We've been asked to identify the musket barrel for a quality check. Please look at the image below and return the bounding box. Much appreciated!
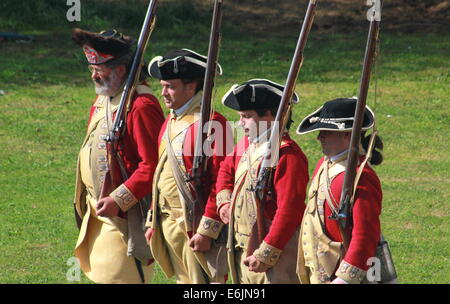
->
[258,0,317,174]
[252,0,318,250]
[110,0,159,140]
[340,20,380,206]
[337,5,381,253]
[193,0,223,169]
[277,0,317,132]
[191,0,224,232]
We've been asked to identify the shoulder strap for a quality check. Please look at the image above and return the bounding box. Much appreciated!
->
[350,128,378,208]
[323,160,340,218]
[164,122,196,208]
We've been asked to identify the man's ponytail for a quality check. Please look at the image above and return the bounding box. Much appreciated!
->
[362,133,384,166]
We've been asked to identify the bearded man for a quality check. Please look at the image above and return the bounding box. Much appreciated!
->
[72,28,164,283]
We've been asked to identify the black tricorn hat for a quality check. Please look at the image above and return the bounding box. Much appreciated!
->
[221,79,299,111]
[296,97,375,134]
[148,48,222,80]
[72,28,134,65]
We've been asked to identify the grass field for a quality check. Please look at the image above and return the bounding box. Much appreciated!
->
[0,2,449,284]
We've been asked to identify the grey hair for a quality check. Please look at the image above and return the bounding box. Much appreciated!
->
[104,51,149,82]
[105,51,132,69]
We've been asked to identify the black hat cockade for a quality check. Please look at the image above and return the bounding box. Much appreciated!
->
[296,97,375,135]
[222,79,299,111]
[72,28,134,65]
[148,48,222,80]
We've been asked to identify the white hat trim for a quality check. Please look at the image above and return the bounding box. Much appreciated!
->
[154,47,222,76]
[297,104,376,135]
[180,48,221,74]
[221,78,301,106]
[221,84,239,105]
[309,116,355,130]
[227,78,299,103]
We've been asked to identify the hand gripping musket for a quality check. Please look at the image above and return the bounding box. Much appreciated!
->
[330,0,382,254]
[99,0,158,284]
[190,0,224,233]
[247,0,318,256]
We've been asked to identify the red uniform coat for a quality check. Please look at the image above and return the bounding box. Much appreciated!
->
[314,157,382,271]
[73,86,164,283]
[157,112,233,222]
[216,134,309,250]
[88,90,165,201]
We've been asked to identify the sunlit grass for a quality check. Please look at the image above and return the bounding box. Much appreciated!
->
[0,8,448,284]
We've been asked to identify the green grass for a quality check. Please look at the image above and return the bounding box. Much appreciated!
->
[0,2,449,284]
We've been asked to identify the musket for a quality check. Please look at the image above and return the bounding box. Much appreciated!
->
[100,0,158,193]
[332,0,382,254]
[107,0,158,152]
[248,0,318,255]
[100,0,159,284]
[190,0,224,233]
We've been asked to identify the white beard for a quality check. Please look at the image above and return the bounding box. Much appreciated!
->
[94,70,123,96]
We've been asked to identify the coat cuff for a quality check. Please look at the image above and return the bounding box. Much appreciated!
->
[335,260,367,284]
[253,241,282,267]
[216,189,232,212]
[196,216,224,240]
[110,184,138,212]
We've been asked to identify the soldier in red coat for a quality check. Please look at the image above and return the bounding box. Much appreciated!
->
[296,97,384,284]
[144,49,233,283]
[72,28,165,283]
[216,79,309,283]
